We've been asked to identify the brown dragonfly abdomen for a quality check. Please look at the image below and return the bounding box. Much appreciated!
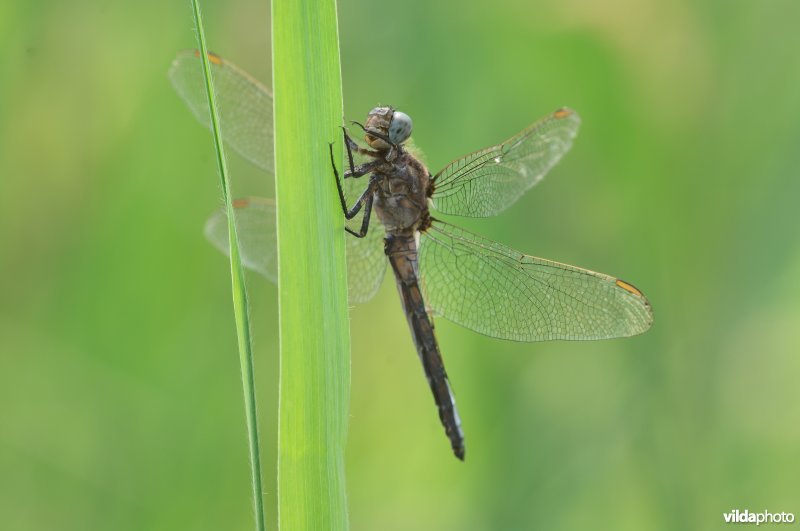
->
[385,233,465,460]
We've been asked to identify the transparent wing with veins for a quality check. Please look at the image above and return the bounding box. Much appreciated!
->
[431,108,581,217]
[169,50,274,172]
[418,221,653,341]
[204,195,385,304]
[205,198,279,282]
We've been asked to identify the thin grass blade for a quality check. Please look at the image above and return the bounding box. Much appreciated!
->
[188,2,266,531]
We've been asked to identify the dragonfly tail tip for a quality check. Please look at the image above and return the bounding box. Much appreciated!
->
[454,445,465,461]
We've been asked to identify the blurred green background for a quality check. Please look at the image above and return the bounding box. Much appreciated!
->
[2,0,799,529]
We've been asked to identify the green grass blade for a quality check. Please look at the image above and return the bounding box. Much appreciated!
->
[188,2,266,531]
[272,0,351,529]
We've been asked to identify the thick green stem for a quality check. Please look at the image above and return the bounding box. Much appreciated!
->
[272,0,351,529]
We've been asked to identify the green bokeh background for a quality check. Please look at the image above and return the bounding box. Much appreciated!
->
[2,0,799,530]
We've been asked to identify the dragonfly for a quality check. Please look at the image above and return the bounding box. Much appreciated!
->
[170,50,654,460]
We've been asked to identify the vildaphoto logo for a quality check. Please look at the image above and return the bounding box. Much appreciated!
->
[723,509,795,525]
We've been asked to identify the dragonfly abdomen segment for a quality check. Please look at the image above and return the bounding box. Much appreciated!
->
[385,234,465,460]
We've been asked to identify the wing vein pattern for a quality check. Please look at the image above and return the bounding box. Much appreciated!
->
[431,109,580,218]
[205,197,386,304]
[418,221,653,341]
[169,51,274,172]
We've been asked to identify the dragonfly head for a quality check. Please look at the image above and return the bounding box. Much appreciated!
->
[363,106,413,150]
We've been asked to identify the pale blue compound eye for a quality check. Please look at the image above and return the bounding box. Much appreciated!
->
[389,111,413,144]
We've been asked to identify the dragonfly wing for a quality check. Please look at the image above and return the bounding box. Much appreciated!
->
[430,108,580,217]
[204,198,279,283]
[344,220,388,303]
[169,51,274,173]
[418,221,653,341]
[204,197,386,303]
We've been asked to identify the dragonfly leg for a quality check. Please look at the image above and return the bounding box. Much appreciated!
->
[330,142,377,225]
[345,161,380,179]
[337,129,380,178]
[342,127,358,173]
[345,191,375,238]
[341,126,381,168]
